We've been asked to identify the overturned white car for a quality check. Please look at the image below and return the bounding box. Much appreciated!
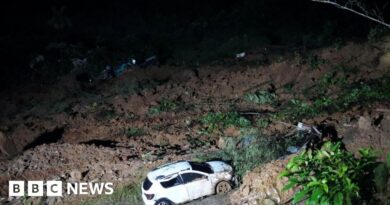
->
[141,160,234,205]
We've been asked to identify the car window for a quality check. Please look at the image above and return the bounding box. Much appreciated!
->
[143,177,153,190]
[189,161,213,174]
[181,173,207,184]
[160,176,182,188]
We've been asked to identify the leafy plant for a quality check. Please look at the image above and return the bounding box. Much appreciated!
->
[277,76,390,121]
[197,134,302,180]
[199,112,251,134]
[315,72,347,95]
[149,99,178,114]
[281,142,378,205]
[372,152,390,203]
[245,90,278,105]
[256,118,270,129]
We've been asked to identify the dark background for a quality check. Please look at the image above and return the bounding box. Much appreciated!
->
[1,0,389,90]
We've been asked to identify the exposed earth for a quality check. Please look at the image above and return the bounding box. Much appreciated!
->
[0,37,390,205]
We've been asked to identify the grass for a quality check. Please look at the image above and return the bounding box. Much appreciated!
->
[79,183,142,205]
[199,111,251,134]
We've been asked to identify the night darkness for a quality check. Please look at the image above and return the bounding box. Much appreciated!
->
[1,0,389,90]
[1,1,390,204]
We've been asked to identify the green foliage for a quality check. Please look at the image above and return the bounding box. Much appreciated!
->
[256,118,270,129]
[372,152,390,203]
[198,134,301,180]
[373,164,389,193]
[307,54,326,70]
[315,72,347,95]
[277,76,390,121]
[79,184,142,205]
[245,90,278,105]
[281,142,378,205]
[149,99,178,114]
[199,112,251,134]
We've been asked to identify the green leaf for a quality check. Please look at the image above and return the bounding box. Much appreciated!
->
[307,181,321,187]
[322,183,329,193]
[311,187,323,201]
[334,193,343,205]
[320,197,330,205]
[279,170,290,178]
[293,188,310,204]
[283,181,297,191]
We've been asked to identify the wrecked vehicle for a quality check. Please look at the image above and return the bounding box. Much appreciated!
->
[141,160,234,205]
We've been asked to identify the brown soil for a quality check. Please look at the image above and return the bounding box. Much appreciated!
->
[0,38,389,204]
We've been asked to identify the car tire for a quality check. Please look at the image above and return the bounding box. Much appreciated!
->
[155,199,173,205]
[215,181,232,194]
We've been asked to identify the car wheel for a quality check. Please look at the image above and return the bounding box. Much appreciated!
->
[155,199,172,205]
[215,181,232,194]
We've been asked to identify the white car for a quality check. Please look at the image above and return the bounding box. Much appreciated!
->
[141,160,234,205]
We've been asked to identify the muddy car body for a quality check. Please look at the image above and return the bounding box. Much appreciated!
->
[141,160,234,205]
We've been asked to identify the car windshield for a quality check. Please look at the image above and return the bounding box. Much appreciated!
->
[189,161,213,174]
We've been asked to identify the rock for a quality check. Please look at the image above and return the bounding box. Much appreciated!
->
[358,116,371,130]
[217,137,226,149]
[262,198,276,205]
[70,170,82,181]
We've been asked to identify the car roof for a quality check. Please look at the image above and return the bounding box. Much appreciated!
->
[148,160,192,181]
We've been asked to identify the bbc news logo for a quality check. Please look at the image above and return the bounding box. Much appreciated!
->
[9,181,114,197]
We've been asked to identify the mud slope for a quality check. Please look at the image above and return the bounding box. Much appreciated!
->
[0,39,390,204]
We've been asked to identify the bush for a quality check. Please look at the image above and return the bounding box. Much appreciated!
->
[245,90,278,105]
[281,142,377,205]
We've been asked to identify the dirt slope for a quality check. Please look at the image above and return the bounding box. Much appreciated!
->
[0,38,389,204]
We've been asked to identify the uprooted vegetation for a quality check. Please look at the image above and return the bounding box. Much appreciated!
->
[1,38,390,205]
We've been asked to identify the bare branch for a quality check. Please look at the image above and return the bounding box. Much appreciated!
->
[312,0,390,29]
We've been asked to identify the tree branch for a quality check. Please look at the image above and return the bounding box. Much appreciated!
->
[312,0,390,29]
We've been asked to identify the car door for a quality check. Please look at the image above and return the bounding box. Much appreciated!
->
[159,175,189,204]
[180,171,213,201]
